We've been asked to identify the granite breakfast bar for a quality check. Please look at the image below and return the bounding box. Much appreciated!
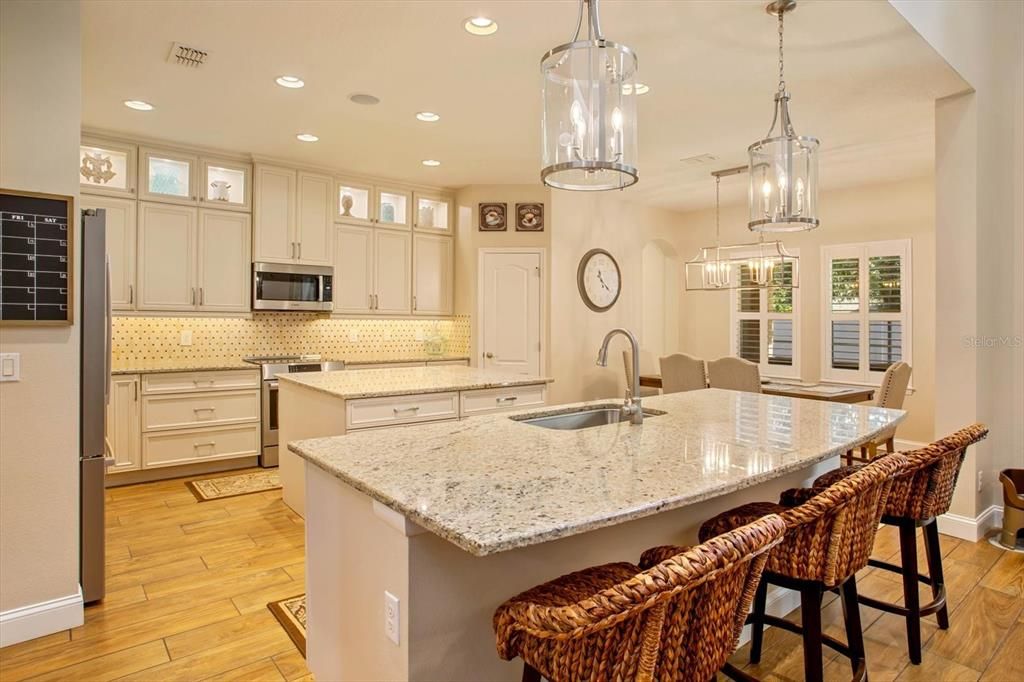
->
[289,388,905,682]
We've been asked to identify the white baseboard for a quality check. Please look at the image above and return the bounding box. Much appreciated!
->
[0,586,83,648]
[938,504,1004,542]
[737,584,803,646]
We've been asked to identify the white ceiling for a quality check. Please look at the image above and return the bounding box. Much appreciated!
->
[81,0,968,213]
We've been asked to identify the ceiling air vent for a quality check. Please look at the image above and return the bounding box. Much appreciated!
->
[679,153,719,167]
[167,42,208,68]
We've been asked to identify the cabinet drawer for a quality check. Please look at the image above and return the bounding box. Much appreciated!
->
[142,424,260,469]
[460,384,547,417]
[347,391,458,430]
[142,370,260,395]
[142,390,259,432]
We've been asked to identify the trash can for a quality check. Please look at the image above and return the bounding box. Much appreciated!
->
[998,469,1024,549]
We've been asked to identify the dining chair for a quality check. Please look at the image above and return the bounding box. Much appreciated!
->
[623,350,660,397]
[707,357,761,393]
[658,353,707,394]
[845,361,912,464]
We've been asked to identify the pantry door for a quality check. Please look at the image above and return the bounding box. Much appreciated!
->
[479,249,544,376]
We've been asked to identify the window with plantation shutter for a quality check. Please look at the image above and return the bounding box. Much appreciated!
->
[730,251,800,379]
[822,240,912,384]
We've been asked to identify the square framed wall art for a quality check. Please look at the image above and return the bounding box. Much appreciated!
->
[479,203,507,231]
[515,203,544,232]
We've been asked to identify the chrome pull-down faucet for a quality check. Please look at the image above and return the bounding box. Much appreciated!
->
[596,328,644,425]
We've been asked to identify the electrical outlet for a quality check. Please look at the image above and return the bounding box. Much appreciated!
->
[348,329,359,343]
[384,591,400,645]
[179,330,193,346]
[414,329,425,342]
[0,353,21,382]
[977,470,984,493]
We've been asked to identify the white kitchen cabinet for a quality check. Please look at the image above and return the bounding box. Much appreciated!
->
[413,191,453,232]
[137,202,196,310]
[413,233,453,315]
[375,186,412,230]
[80,136,137,198]
[197,209,251,312]
[81,194,136,310]
[253,164,296,263]
[106,375,141,473]
[334,225,374,313]
[200,157,251,212]
[254,164,331,265]
[139,146,198,205]
[296,171,332,265]
[374,229,412,314]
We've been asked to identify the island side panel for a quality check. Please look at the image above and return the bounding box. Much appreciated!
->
[306,461,411,681]
[279,381,347,517]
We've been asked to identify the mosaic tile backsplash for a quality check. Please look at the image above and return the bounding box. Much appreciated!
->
[112,314,471,368]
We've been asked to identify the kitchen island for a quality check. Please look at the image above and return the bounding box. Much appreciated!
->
[277,365,552,516]
[290,388,905,681]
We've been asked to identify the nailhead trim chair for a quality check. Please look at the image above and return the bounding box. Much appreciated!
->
[658,353,707,394]
[670,454,906,682]
[706,357,761,393]
[845,361,912,465]
[493,514,786,682]
[814,423,989,665]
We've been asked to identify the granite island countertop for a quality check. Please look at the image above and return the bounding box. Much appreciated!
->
[289,388,905,557]
[276,365,552,400]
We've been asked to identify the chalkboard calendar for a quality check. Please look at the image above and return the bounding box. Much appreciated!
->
[0,189,74,325]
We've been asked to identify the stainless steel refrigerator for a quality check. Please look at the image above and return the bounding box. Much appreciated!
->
[80,207,110,604]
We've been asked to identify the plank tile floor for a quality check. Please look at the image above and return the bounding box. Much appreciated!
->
[0,468,1021,681]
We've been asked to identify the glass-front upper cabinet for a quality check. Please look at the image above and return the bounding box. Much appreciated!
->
[376,187,411,230]
[336,178,373,226]
[413,191,452,232]
[139,146,198,205]
[200,157,251,211]
[80,136,137,197]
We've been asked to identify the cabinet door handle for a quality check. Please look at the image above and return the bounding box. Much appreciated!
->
[133,382,138,401]
[128,284,133,305]
[496,396,518,403]
[368,293,373,309]
[393,406,420,414]
[199,288,204,306]
[412,295,417,311]
[485,352,494,359]
[193,406,215,413]
[191,288,196,305]
[298,242,302,260]
[193,441,216,449]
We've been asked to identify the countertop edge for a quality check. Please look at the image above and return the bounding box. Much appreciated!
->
[112,355,472,376]
[289,401,906,557]
[276,372,554,400]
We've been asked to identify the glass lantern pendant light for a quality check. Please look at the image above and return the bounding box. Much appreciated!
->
[541,0,639,191]
[685,176,732,290]
[748,0,819,232]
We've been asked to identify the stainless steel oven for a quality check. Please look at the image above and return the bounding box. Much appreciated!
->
[244,356,345,467]
[252,262,333,312]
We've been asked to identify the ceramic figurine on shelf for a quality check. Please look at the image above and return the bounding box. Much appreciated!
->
[210,180,231,201]
[381,202,395,223]
[341,193,354,217]
[80,151,117,185]
[419,204,434,228]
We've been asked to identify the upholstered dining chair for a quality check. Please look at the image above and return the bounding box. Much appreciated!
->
[845,361,912,464]
[622,350,660,398]
[658,353,707,394]
[706,357,761,393]
[814,423,988,665]
[493,515,786,682]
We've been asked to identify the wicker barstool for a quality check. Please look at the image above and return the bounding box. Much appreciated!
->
[813,423,989,665]
[675,454,906,682]
[493,515,786,682]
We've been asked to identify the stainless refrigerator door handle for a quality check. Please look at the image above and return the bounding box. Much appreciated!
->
[105,257,112,405]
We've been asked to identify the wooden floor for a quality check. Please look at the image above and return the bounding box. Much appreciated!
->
[1,470,1021,681]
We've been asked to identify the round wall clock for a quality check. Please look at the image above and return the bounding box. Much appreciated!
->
[577,248,622,312]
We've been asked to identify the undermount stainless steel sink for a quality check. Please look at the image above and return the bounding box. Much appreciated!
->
[512,404,664,431]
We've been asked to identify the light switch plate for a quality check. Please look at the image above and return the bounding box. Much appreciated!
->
[348,329,359,343]
[0,353,20,382]
[180,330,193,346]
[384,591,400,645]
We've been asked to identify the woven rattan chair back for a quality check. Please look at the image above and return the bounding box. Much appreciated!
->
[707,356,761,393]
[659,353,708,393]
[881,423,988,520]
[493,515,786,682]
[774,454,906,586]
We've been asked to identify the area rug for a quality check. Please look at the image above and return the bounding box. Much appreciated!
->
[268,594,307,657]
[185,469,281,502]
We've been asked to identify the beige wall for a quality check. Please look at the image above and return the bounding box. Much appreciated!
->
[674,176,937,444]
[893,0,1024,515]
[0,0,82,619]
[453,185,551,368]
[547,191,685,406]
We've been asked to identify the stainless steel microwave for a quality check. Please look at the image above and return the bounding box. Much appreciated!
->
[252,262,333,311]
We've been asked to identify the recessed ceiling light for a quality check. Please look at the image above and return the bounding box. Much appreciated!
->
[296,133,319,142]
[123,100,154,111]
[349,93,380,105]
[276,75,305,89]
[416,111,441,122]
[622,83,650,96]
[464,16,497,35]
[421,159,441,167]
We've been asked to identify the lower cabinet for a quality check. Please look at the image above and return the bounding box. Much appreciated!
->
[106,375,142,473]
[107,369,261,478]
